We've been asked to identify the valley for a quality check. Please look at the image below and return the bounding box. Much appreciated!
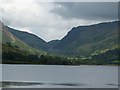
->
[1,21,119,65]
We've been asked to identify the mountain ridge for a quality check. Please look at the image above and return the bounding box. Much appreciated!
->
[50,21,118,56]
[1,20,119,65]
[7,20,119,57]
[1,22,44,56]
[7,27,48,51]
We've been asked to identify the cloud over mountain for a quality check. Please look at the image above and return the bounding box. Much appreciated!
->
[0,1,118,41]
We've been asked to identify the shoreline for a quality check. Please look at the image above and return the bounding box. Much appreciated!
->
[1,63,119,66]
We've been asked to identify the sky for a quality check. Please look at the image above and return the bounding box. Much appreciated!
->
[0,0,118,42]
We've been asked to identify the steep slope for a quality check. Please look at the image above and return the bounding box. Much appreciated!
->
[8,28,48,50]
[1,22,43,56]
[52,21,118,56]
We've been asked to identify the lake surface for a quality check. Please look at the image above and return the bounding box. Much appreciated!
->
[1,64,119,88]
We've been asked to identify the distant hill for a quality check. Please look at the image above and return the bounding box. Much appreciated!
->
[48,40,60,47]
[47,40,60,52]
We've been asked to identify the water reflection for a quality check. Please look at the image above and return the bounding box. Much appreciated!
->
[2,81,120,88]
[2,81,86,88]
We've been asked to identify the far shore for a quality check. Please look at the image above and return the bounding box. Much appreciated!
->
[1,63,119,66]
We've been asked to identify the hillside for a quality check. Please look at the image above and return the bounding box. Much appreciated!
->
[51,21,118,56]
[1,21,119,65]
[2,25,44,55]
[1,21,77,65]
[0,21,47,64]
[7,27,48,51]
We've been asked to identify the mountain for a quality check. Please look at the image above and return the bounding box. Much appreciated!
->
[1,21,44,57]
[1,21,50,64]
[8,27,48,50]
[1,21,119,65]
[50,21,118,56]
[1,22,71,65]
[7,21,118,57]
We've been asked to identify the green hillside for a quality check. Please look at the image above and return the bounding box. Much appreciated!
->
[8,27,48,51]
[51,21,118,57]
[2,26,44,55]
[0,21,47,64]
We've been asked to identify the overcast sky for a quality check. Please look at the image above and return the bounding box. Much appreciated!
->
[0,0,118,42]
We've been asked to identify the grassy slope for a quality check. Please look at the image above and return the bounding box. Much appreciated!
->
[54,21,118,56]
[1,24,45,57]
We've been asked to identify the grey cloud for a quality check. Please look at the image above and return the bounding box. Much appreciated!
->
[1,2,118,42]
[51,2,118,20]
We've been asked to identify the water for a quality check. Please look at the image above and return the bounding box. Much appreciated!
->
[1,64,119,88]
